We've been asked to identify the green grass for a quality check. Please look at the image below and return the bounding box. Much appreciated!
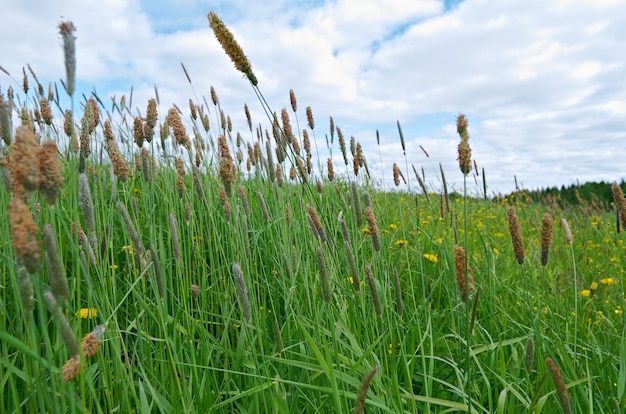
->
[1,17,626,413]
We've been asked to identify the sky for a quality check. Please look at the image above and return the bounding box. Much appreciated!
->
[1,0,625,196]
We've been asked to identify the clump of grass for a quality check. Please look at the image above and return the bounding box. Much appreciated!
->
[611,182,626,231]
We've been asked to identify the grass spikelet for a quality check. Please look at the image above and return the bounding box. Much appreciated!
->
[316,247,331,303]
[306,106,314,130]
[105,134,129,183]
[393,267,403,317]
[507,207,525,264]
[218,135,236,194]
[140,148,152,182]
[8,197,40,274]
[44,291,80,357]
[364,207,381,252]
[17,266,34,313]
[354,366,378,414]
[540,214,553,266]
[169,213,180,263]
[337,127,348,166]
[1,94,12,145]
[149,244,164,299]
[117,201,146,270]
[168,107,190,149]
[257,191,270,221]
[525,336,534,374]
[397,121,405,154]
[306,204,327,243]
[208,12,258,86]
[545,358,572,414]
[38,141,63,205]
[281,252,292,279]
[39,98,52,125]
[144,98,157,142]
[218,185,231,221]
[58,21,76,97]
[62,356,80,383]
[43,224,70,301]
[192,166,205,201]
[237,185,250,216]
[10,126,40,192]
[81,325,104,359]
[79,173,98,251]
[289,89,297,112]
[306,214,321,240]
[456,114,472,175]
[133,117,144,148]
[274,320,283,354]
[327,158,334,181]
[392,163,400,186]
[611,182,626,231]
[560,218,573,244]
[454,245,474,302]
[232,263,252,324]
[276,164,284,186]
[365,265,382,317]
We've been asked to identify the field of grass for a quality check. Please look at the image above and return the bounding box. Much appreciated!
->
[1,14,625,413]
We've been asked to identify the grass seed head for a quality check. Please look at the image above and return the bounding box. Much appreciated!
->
[454,245,474,302]
[611,182,626,230]
[38,141,63,205]
[545,358,572,414]
[8,197,40,274]
[507,207,525,264]
[560,218,573,244]
[208,12,258,86]
[364,207,381,252]
[58,21,76,97]
[10,126,40,192]
[540,214,553,266]
[62,355,80,383]
[43,224,70,301]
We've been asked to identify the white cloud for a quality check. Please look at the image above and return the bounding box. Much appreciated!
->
[1,0,625,195]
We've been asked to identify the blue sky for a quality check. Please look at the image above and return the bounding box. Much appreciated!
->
[1,0,625,195]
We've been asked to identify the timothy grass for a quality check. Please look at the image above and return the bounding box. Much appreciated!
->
[0,14,625,413]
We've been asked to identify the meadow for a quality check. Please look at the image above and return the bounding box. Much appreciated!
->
[1,13,625,413]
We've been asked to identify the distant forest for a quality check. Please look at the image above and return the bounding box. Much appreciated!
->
[506,180,626,209]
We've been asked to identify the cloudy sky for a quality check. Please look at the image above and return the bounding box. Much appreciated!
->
[1,0,625,195]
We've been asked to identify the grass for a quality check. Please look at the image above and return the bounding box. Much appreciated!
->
[1,13,625,413]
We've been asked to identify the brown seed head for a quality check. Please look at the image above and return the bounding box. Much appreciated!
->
[81,332,101,359]
[218,185,231,221]
[106,138,129,183]
[289,89,297,112]
[540,214,553,266]
[306,106,314,130]
[327,158,334,181]
[38,141,63,205]
[208,12,258,86]
[364,207,381,252]
[545,358,572,414]
[454,245,474,302]
[63,109,74,139]
[39,98,53,125]
[10,126,40,192]
[168,107,190,149]
[354,366,378,414]
[611,182,626,230]
[8,198,40,274]
[507,207,525,264]
[58,21,76,97]
[62,355,80,383]
[393,163,400,187]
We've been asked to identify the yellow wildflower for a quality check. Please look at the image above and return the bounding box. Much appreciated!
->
[389,223,397,230]
[600,277,616,285]
[423,253,438,263]
[591,281,599,291]
[76,308,98,319]
[580,289,591,298]
[395,240,408,248]
[361,228,371,235]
